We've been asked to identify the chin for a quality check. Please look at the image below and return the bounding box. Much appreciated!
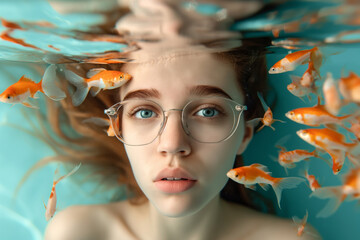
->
[151,194,206,218]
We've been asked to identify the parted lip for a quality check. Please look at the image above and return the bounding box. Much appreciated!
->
[154,168,196,182]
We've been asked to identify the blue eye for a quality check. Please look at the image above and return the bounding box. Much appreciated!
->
[196,108,218,117]
[134,109,156,119]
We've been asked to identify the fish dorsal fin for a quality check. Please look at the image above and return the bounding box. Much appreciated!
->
[86,68,107,79]
[250,163,269,172]
[18,75,33,82]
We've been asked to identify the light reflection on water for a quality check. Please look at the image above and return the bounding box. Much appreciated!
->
[0,0,360,239]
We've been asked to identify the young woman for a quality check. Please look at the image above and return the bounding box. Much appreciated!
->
[42,41,318,239]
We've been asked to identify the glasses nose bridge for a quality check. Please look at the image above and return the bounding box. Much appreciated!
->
[160,108,187,135]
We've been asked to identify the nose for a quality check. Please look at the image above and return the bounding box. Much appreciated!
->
[157,110,191,156]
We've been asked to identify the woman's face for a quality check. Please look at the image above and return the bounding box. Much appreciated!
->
[120,53,252,217]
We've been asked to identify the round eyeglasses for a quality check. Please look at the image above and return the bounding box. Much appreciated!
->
[104,97,247,146]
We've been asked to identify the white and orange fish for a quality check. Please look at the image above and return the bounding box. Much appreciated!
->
[310,167,360,218]
[296,128,359,153]
[285,101,352,127]
[303,169,321,192]
[269,47,321,74]
[293,210,308,237]
[276,145,323,171]
[287,75,316,102]
[44,163,81,221]
[339,71,360,103]
[300,61,320,88]
[62,67,132,106]
[248,92,285,132]
[226,163,305,208]
[0,65,66,108]
[292,210,320,238]
[0,75,44,108]
[323,73,343,116]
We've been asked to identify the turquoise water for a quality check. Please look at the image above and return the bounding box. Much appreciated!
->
[1,1,360,239]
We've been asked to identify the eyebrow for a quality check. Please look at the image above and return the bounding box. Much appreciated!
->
[122,85,232,101]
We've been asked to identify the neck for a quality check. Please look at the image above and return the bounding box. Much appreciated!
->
[147,195,224,240]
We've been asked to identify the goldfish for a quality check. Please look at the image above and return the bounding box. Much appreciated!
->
[296,128,358,153]
[0,75,44,108]
[276,145,323,172]
[297,128,359,174]
[0,65,66,108]
[268,47,320,74]
[292,210,320,238]
[226,163,305,208]
[327,149,346,174]
[310,167,360,217]
[303,169,321,192]
[339,71,360,103]
[248,92,285,132]
[300,61,320,88]
[292,210,308,237]
[287,75,316,102]
[44,163,81,221]
[323,73,342,116]
[285,101,352,127]
[62,67,132,106]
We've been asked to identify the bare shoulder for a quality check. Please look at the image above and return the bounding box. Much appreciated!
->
[44,204,109,240]
[221,201,321,240]
[44,201,137,240]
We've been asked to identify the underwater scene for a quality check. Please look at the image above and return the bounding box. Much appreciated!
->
[1,0,360,239]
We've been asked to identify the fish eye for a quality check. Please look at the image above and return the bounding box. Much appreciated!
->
[235,174,239,178]
[120,75,123,79]
[7,95,11,99]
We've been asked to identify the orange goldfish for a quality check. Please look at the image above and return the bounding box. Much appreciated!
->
[323,73,342,116]
[300,61,320,88]
[226,163,305,208]
[248,92,285,132]
[269,47,320,74]
[292,210,320,238]
[285,101,352,127]
[292,210,308,237]
[296,128,359,153]
[310,167,360,217]
[303,169,321,192]
[44,163,81,221]
[62,67,132,106]
[327,149,346,174]
[276,146,323,171]
[0,75,43,108]
[287,75,316,102]
[339,71,360,103]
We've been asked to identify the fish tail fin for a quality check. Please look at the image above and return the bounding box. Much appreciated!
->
[42,64,67,101]
[55,163,81,183]
[272,177,305,208]
[63,68,89,106]
[310,186,344,218]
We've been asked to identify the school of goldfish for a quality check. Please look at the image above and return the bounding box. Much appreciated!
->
[226,45,360,239]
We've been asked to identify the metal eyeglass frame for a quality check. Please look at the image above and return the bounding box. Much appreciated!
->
[104,96,247,146]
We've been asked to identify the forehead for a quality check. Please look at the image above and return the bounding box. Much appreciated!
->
[120,53,244,103]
